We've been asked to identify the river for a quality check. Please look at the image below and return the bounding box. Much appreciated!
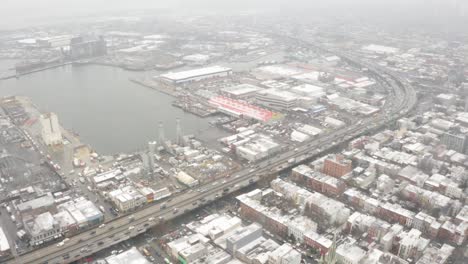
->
[0,63,228,155]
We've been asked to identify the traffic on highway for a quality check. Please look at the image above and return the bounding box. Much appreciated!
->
[3,38,417,264]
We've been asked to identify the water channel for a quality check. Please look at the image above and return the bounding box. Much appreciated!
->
[0,61,228,154]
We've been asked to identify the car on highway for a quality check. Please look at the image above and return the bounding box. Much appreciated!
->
[80,247,90,253]
[128,226,135,231]
[109,208,118,216]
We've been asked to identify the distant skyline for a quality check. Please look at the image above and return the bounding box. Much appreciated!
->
[1,0,467,31]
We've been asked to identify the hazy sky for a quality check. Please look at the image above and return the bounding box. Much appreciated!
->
[1,0,467,31]
[2,0,466,10]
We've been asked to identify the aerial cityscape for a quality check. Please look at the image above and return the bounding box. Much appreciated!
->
[0,1,467,264]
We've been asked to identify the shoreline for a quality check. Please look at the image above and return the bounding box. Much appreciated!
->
[0,62,72,80]
[129,77,178,97]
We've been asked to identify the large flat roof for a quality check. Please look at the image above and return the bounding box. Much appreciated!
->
[257,88,298,102]
[256,65,304,77]
[160,66,232,81]
[362,44,399,54]
[222,84,263,96]
[209,96,279,122]
[17,193,55,212]
[0,227,10,252]
[106,247,150,264]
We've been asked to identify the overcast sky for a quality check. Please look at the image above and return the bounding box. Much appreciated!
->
[2,0,465,10]
[1,0,467,31]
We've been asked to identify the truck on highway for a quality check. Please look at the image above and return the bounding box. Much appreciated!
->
[288,158,296,164]
[142,247,151,256]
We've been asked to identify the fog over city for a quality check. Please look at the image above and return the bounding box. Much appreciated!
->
[1,0,468,30]
[0,1,467,264]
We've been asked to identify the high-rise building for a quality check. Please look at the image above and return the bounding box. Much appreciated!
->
[39,112,62,146]
[440,132,467,154]
[70,36,107,60]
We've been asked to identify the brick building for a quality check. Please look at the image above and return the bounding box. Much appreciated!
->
[322,154,353,178]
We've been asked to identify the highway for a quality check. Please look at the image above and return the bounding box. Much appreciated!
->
[4,40,417,264]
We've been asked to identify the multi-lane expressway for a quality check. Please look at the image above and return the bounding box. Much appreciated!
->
[5,43,417,264]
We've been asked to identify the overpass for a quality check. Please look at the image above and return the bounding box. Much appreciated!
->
[5,39,417,264]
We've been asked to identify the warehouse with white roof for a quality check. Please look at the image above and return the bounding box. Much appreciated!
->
[221,84,263,99]
[0,227,10,257]
[159,66,232,85]
[106,247,151,264]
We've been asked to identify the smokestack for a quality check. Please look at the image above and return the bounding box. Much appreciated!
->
[176,118,182,145]
[148,141,157,173]
[158,121,165,145]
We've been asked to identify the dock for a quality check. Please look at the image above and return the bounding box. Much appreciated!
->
[129,77,179,97]
[171,101,218,117]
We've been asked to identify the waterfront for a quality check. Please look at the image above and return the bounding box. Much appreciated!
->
[0,59,18,79]
[0,64,228,154]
